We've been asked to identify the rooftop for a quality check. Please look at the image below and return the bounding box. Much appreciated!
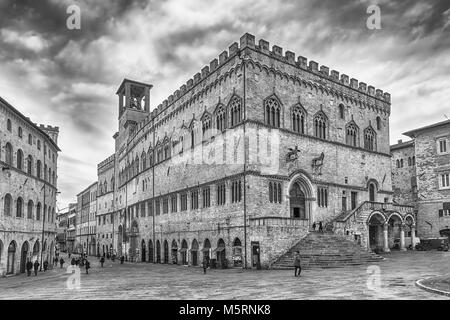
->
[403,119,450,138]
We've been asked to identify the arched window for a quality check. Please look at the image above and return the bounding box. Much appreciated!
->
[36,160,41,179]
[408,157,411,166]
[27,155,33,175]
[191,129,195,149]
[16,197,23,218]
[215,104,226,132]
[4,194,12,216]
[18,127,23,138]
[164,144,170,159]
[346,122,359,147]
[229,95,242,127]
[292,105,306,134]
[376,116,382,130]
[5,143,13,166]
[28,134,33,145]
[400,159,404,168]
[7,119,12,132]
[264,96,281,127]
[37,140,41,150]
[396,159,400,168]
[16,149,23,170]
[338,104,345,119]
[202,114,211,137]
[364,126,376,151]
[412,156,415,166]
[314,111,328,139]
[36,202,41,220]
[27,200,34,219]
[141,151,147,171]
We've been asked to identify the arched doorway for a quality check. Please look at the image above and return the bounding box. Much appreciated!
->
[216,239,226,269]
[440,229,450,242]
[141,240,146,262]
[32,241,40,261]
[202,239,211,262]
[171,240,178,264]
[368,212,385,252]
[388,214,403,250]
[118,225,123,256]
[369,183,376,202]
[290,183,306,219]
[148,240,154,263]
[20,241,29,273]
[156,240,161,263]
[180,240,188,265]
[7,241,16,275]
[163,240,169,263]
[191,239,199,266]
[232,238,243,267]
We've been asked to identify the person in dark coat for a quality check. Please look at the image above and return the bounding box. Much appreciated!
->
[312,222,317,231]
[202,257,208,274]
[59,258,65,268]
[100,256,105,267]
[120,255,125,264]
[26,260,33,276]
[33,260,40,276]
[43,260,49,271]
[85,260,90,274]
[293,251,301,277]
[319,221,323,232]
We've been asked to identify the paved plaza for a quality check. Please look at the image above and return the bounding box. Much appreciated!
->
[0,251,449,300]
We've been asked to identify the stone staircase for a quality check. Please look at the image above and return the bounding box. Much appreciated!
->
[270,231,384,269]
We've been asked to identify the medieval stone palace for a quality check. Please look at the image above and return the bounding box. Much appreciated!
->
[73,33,416,269]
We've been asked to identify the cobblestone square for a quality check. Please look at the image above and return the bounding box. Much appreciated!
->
[0,251,448,300]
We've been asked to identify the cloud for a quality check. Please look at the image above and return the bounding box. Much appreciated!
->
[0,0,449,208]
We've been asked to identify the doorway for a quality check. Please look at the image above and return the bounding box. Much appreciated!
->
[290,183,306,219]
[251,241,260,269]
[20,241,29,273]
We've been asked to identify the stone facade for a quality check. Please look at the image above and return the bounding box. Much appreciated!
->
[75,182,97,255]
[390,139,417,206]
[76,33,398,268]
[402,120,450,239]
[0,96,59,276]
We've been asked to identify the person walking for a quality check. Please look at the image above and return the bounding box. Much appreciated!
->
[59,257,65,268]
[85,259,90,274]
[100,256,105,268]
[26,260,33,276]
[312,222,317,231]
[202,257,208,274]
[319,221,323,232]
[33,260,40,276]
[293,251,302,277]
[43,260,49,272]
[120,255,125,264]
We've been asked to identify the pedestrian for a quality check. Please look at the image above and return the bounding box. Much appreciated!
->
[53,257,58,267]
[43,260,49,271]
[60,258,65,268]
[26,260,33,276]
[202,257,208,274]
[312,221,317,231]
[33,260,40,276]
[120,255,125,264]
[100,256,105,267]
[106,252,110,260]
[319,221,323,232]
[85,259,90,274]
[68,252,71,259]
[293,251,301,277]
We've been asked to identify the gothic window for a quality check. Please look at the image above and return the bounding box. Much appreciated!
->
[264,96,281,128]
[4,194,12,216]
[317,187,328,207]
[338,104,345,119]
[16,149,23,170]
[215,104,226,132]
[16,197,23,218]
[400,159,404,167]
[163,197,169,214]
[202,114,211,137]
[5,143,13,166]
[7,119,12,132]
[229,95,242,127]
[157,147,163,163]
[202,187,211,208]
[345,122,359,147]
[190,190,199,210]
[180,193,188,211]
[191,129,195,149]
[314,111,328,139]
[155,199,161,215]
[141,151,147,171]
[376,116,382,130]
[292,105,306,134]
[27,155,33,175]
[269,182,282,203]
[171,195,177,213]
[364,126,377,151]
[217,183,226,205]
[231,180,242,203]
[164,144,170,160]
[27,200,34,219]
[36,160,41,179]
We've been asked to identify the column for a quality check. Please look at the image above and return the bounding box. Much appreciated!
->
[383,223,390,253]
[411,224,416,250]
[400,224,406,251]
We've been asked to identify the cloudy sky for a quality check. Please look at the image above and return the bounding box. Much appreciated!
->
[0,0,449,209]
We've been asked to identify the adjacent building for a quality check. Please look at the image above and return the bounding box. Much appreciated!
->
[0,96,60,276]
[391,120,450,240]
[75,182,97,255]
